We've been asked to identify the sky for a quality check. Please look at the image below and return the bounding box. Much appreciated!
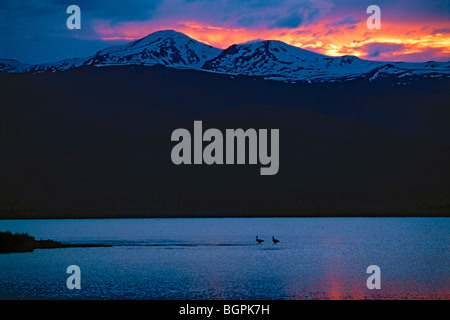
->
[0,0,449,64]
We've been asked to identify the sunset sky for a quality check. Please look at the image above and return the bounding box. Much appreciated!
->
[0,0,449,64]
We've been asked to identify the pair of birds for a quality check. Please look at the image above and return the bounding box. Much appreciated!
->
[256,236,279,244]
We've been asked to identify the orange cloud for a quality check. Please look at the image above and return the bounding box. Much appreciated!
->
[94,17,450,62]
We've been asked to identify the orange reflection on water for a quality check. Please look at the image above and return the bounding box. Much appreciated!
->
[323,242,353,300]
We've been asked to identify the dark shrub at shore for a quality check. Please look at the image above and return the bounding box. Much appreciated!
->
[1,231,36,253]
[0,231,111,253]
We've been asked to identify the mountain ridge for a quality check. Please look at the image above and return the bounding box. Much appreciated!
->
[1,29,449,82]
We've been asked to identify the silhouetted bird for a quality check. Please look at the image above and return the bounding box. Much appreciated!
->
[272,236,280,244]
[256,236,264,244]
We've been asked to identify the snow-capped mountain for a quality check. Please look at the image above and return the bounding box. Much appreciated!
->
[83,30,221,69]
[201,40,383,81]
[1,30,449,82]
[201,40,450,82]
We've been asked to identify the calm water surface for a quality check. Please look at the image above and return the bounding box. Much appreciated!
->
[0,218,448,300]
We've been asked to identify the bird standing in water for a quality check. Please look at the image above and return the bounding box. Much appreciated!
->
[272,236,280,244]
[256,236,264,244]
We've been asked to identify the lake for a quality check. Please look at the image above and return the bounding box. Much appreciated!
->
[0,218,448,300]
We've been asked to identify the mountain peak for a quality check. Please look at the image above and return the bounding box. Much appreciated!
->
[82,29,221,68]
[147,29,189,37]
[136,30,194,43]
[126,29,221,53]
[201,39,326,76]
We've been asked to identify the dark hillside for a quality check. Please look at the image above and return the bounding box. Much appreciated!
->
[0,65,449,218]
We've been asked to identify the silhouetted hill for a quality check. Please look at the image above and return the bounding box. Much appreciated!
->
[0,65,449,218]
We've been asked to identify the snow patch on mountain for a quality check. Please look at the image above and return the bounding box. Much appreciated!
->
[0,59,33,73]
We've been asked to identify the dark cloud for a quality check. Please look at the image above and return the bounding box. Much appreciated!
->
[360,42,405,58]
[325,29,338,36]
[270,12,304,29]
[324,15,360,35]
[390,47,450,62]
[0,0,159,21]
[163,0,331,29]
[328,0,449,20]
[431,28,450,34]
[268,3,323,29]
[331,16,361,26]
[293,29,312,35]
[307,8,320,22]
[79,0,161,22]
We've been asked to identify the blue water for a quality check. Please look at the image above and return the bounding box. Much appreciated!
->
[0,218,448,300]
